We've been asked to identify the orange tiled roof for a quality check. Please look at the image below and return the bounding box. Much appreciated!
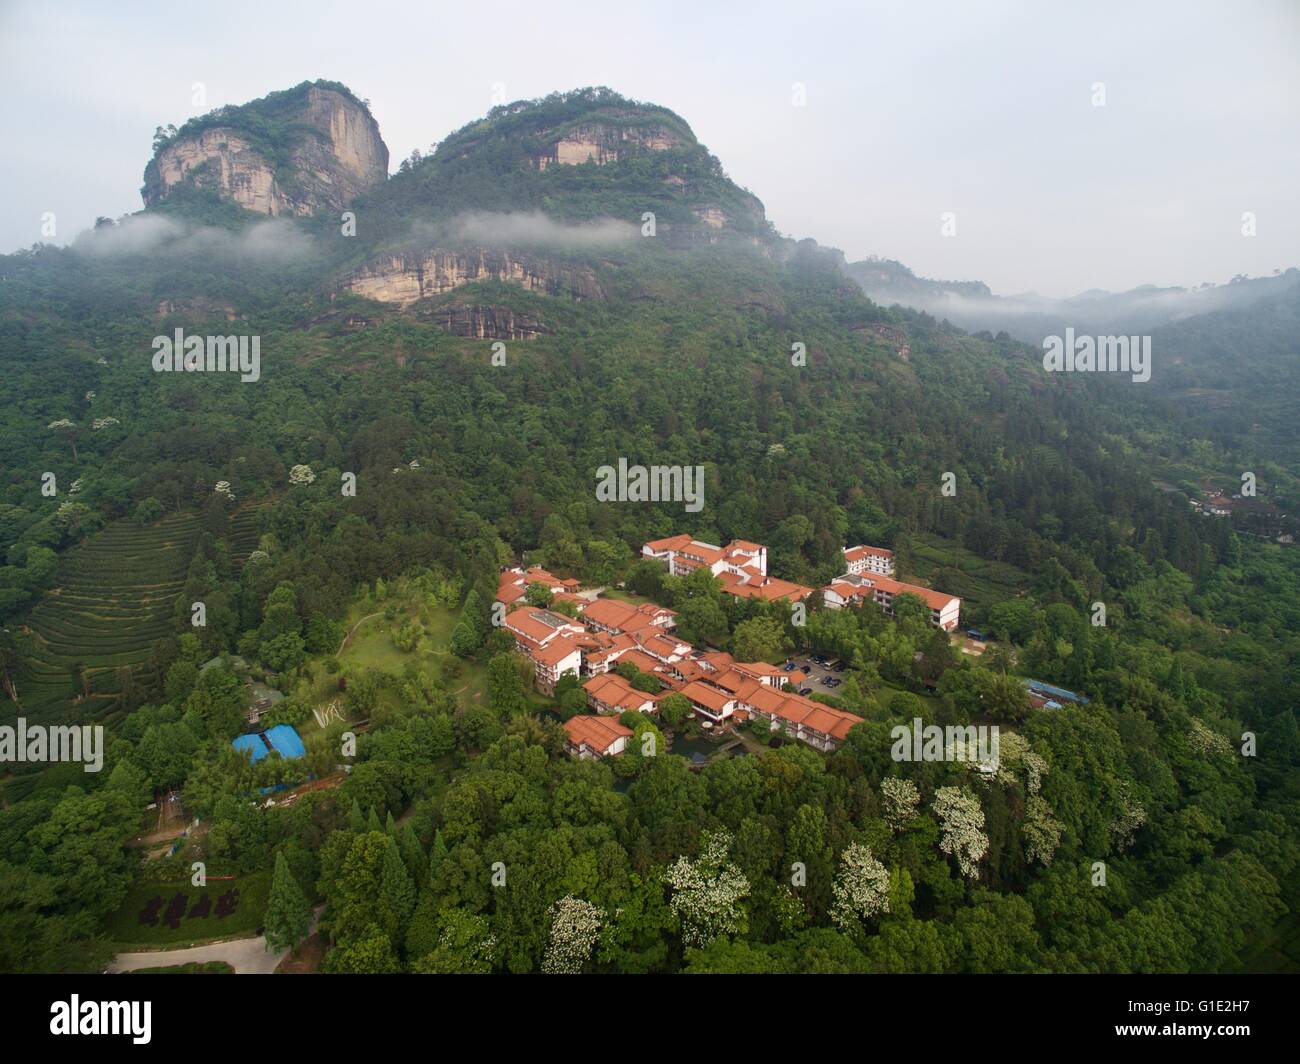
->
[506,607,578,643]
[617,649,665,674]
[580,598,639,628]
[531,634,584,667]
[826,576,957,613]
[583,672,655,712]
[498,566,580,605]
[581,597,673,634]
[680,680,735,714]
[844,544,893,561]
[744,686,863,741]
[711,670,764,701]
[643,533,694,552]
[564,714,632,753]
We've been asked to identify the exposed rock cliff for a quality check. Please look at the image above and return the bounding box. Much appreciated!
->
[344,249,603,305]
[417,302,552,340]
[534,121,687,169]
[142,83,388,216]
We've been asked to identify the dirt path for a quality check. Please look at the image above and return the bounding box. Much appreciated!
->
[338,611,384,655]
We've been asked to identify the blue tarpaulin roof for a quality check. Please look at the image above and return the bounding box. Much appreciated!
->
[232,733,267,762]
[264,724,306,760]
[232,725,305,763]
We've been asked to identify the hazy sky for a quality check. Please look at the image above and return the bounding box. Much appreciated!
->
[2,0,1296,296]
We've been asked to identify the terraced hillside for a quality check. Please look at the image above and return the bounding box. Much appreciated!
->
[15,512,199,728]
[228,504,263,571]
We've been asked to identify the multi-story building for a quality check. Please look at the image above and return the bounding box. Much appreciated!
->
[504,536,946,751]
[528,637,585,694]
[716,570,814,603]
[678,680,739,724]
[743,686,863,752]
[563,714,633,760]
[677,663,863,751]
[822,573,961,631]
[642,535,767,578]
[497,566,583,608]
[842,544,895,576]
[579,598,677,637]
[582,673,660,715]
[503,607,587,694]
[642,535,812,603]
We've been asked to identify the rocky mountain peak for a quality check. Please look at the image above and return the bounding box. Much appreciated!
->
[142,80,389,216]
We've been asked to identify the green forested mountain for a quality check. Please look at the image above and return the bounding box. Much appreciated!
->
[0,85,1295,975]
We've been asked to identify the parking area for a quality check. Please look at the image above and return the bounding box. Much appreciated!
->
[781,655,847,695]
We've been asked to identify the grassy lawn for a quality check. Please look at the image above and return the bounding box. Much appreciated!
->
[602,587,656,608]
[104,873,271,948]
[124,961,234,974]
[290,592,496,730]
[875,682,942,715]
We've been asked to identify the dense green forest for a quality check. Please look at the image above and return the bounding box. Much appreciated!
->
[0,87,1296,974]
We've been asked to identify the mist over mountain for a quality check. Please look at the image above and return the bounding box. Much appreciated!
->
[845,255,1300,344]
[0,73,1296,988]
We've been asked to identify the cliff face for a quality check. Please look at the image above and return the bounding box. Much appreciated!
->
[142,86,388,215]
[534,121,686,169]
[344,249,603,305]
[417,302,552,340]
[145,129,293,214]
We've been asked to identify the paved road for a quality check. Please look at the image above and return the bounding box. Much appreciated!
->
[108,934,287,974]
[108,907,323,974]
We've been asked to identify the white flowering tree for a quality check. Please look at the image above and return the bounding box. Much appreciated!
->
[1022,796,1065,866]
[665,830,751,948]
[830,842,891,931]
[933,786,988,880]
[214,480,236,502]
[541,896,605,974]
[1021,750,1048,795]
[47,418,79,461]
[289,464,316,486]
[991,732,1048,793]
[1188,716,1232,759]
[881,777,921,832]
[989,732,1062,865]
[92,416,119,431]
[1111,780,1147,851]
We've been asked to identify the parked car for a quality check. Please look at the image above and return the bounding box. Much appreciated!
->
[782,661,797,672]
[820,675,835,685]
[799,687,813,696]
